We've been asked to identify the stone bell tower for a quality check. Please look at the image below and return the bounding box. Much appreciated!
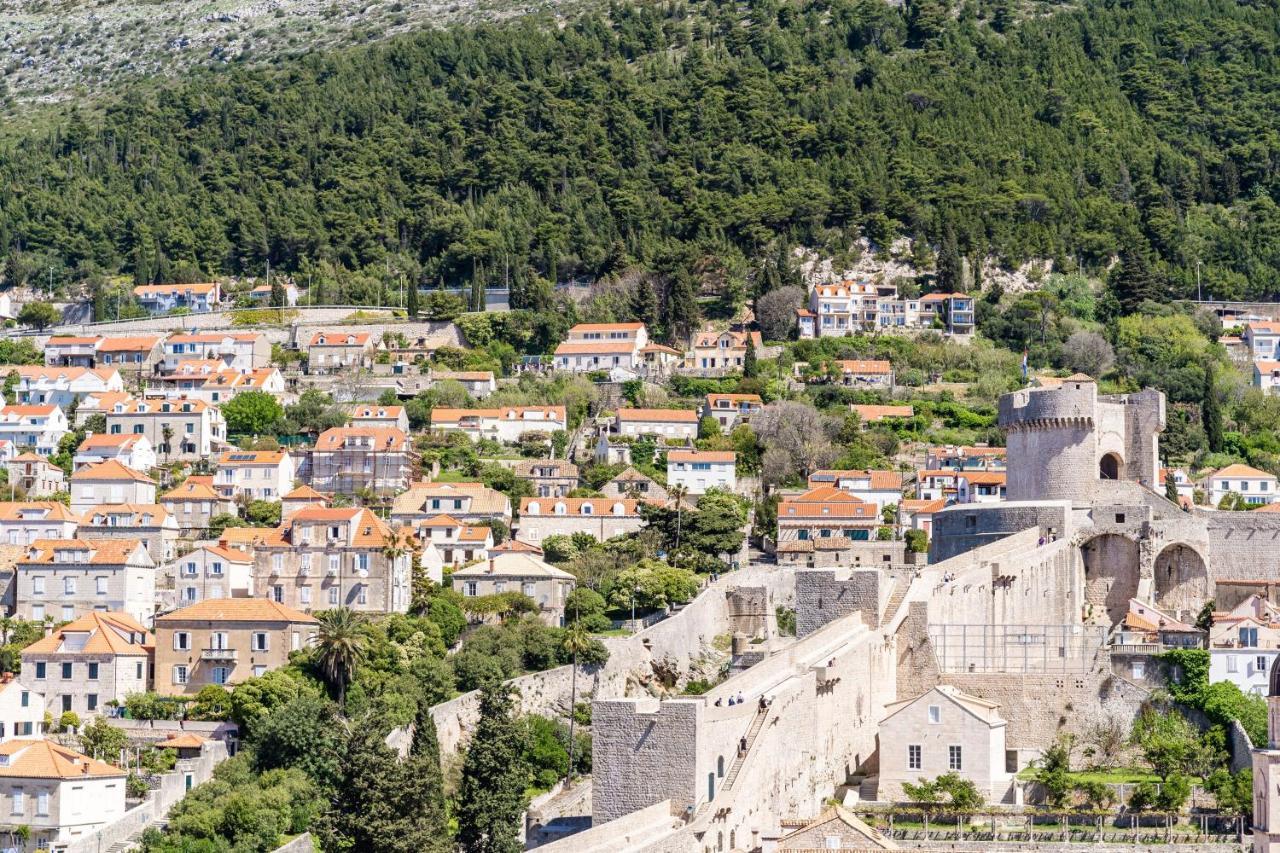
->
[1254,660,1280,851]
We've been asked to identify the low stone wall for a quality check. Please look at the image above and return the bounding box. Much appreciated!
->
[271,832,316,853]
[431,565,793,757]
[63,741,228,853]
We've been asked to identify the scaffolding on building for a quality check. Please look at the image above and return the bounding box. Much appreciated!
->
[928,624,1109,674]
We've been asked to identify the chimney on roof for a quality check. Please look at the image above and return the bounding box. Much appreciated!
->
[487,558,495,574]
[42,624,52,638]
[0,673,11,683]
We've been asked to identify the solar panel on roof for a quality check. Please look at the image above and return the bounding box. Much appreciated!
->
[228,453,256,461]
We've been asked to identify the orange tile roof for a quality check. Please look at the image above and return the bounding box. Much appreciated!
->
[958,471,1006,486]
[1247,322,1280,335]
[835,359,892,375]
[217,450,286,465]
[314,427,408,452]
[71,460,153,484]
[157,598,317,624]
[162,476,221,501]
[901,498,947,515]
[283,485,329,501]
[616,408,699,423]
[778,499,878,519]
[569,322,645,332]
[554,341,638,355]
[431,406,565,424]
[309,332,372,347]
[46,336,101,346]
[80,392,133,411]
[789,486,867,504]
[22,611,152,656]
[491,539,543,554]
[519,497,641,516]
[134,283,216,296]
[155,733,207,749]
[95,335,163,352]
[0,739,125,779]
[851,404,915,421]
[351,406,404,418]
[22,538,148,565]
[1211,464,1276,480]
[78,433,143,450]
[808,470,903,490]
[431,370,495,382]
[668,450,735,463]
[706,393,763,404]
[0,405,58,417]
[9,452,47,464]
[0,502,78,522]
[418,514,464,528]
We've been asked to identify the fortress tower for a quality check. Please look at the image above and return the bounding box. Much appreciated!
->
[1254,661,1280,851]
[998,375,1165,503]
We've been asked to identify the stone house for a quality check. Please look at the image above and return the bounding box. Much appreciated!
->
[192,367,286,406]
[5,453,64,497]
[252,507,413,614]
[391,481,512,526]
[703,393,763,431]
[767,807,897,850]
[0,739,127,850]
[349,405,410,432]
[515,497,645,545]
[684,328,764,375]
[414,515,493,567]
[0,502,79,547]
[153,598,317,695]
[452,554,575,626]
[20,611,152,720]
[69,460,157,516]
[77,504,180,564]
[281,485,330,519]
[215,450,296,502]
[851,403,915,424]
[94,335,165,377]
[877,685,1014,804]
[601,467,668,502]
[73,391,132,428]
[15,538,156,626]
[429,370,497,398]
[165,544,255,609]
[160,331,270,372]
[667,450,736,495]
[775,488,880,567]
[512,459,579,498]
[306,331,374,373]
[308,427,412,496]
[102,396,227,463]
[43,337,102,369]
[160,476,237,537]
[73,433,157,473]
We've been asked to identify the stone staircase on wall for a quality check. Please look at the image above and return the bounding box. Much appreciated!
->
[881,579,910,627]
[104,819,168,853]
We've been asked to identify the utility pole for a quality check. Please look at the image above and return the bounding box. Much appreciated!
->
[1196,260,1203,302]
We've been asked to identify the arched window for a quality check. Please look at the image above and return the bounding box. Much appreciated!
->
[1099,453,1121,480]
[717,755,724,778]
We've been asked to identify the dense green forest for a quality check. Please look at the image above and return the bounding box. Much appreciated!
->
[2,0,1280,300]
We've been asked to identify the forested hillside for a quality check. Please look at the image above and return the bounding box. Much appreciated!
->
[1,0,1279,301]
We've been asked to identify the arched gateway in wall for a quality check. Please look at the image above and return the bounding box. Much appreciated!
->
[1079,533,1141,624]
[1154,543,1209,617]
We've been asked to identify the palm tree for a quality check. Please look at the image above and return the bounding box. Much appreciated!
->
[0,616,14,646]
[669,484,689,551]
[314,608,368,705]
[562,618,594,784]
[161,424,173,465]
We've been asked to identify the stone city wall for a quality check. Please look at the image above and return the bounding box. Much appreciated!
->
[794,568,889,638]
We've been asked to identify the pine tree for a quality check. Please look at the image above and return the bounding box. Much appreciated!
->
[1203,363,1224,453]
[1110,246,1162,314]
[457,682,530,853]
[743,337,758,378]
[315,719,450,853]
[407,278,420,319]
[401,706,451,852]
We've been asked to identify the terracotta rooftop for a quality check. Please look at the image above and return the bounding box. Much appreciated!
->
[157,598,317,623]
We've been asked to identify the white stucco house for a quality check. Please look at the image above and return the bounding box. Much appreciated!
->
[666,450,736,496]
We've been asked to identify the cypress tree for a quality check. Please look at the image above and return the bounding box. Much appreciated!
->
[664,276,701,344]
[407,278,420,319]
[1165,473,1180,504]
[743,337,758,378]
[937,222,963,292]
[269,276,286,308]
[457,682,529,853]
[1202,363,1223,453]
[631,278,659,329]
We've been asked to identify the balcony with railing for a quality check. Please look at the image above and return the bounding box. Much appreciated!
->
[200,648,238,661]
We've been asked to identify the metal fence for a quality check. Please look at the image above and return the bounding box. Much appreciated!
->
[928,624,1109,673]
